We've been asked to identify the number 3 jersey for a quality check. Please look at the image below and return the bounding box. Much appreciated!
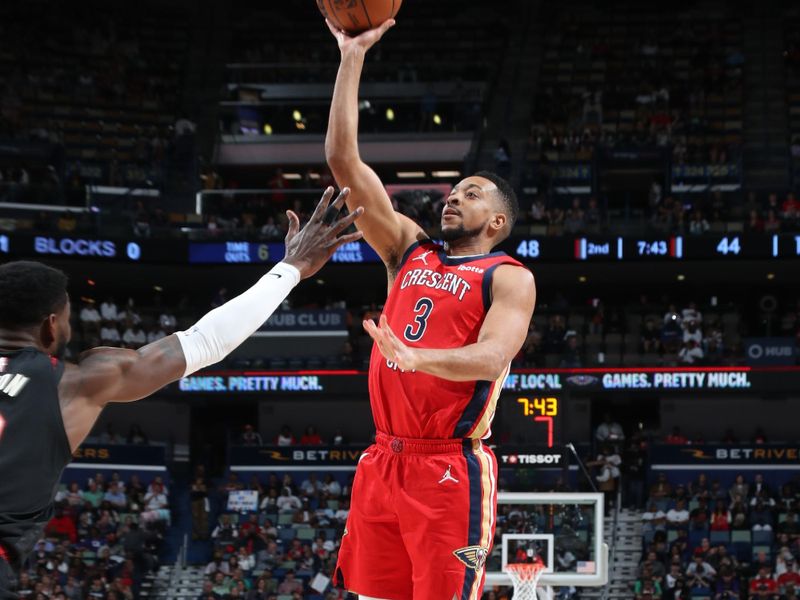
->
[369,240,527,440]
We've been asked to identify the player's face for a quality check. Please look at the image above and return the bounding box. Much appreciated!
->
[441,176,500,242]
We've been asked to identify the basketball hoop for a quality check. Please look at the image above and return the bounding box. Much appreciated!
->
[504,562,546,600]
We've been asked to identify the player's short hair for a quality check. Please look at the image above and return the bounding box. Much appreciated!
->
[0,261,68,328]
[472,170,519,232]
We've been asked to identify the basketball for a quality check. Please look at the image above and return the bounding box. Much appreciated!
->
[317,0,402,35]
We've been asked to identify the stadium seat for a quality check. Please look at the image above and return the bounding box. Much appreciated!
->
[297,528,315,540]
[278,528,296,542]
[709,530,731,545]
[689,529,708,548]
[752,530,773,545]
[731,530,751,543]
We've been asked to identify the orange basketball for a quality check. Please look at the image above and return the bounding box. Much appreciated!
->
[317,0,402,35]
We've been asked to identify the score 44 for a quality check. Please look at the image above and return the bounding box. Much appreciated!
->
[517,396,558,447]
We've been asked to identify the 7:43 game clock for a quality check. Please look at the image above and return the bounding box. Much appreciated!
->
[516,396,560,448]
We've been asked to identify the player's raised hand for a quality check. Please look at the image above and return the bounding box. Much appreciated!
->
[326,18,395,54]
[363,315,417,371]
[283,186,364,279]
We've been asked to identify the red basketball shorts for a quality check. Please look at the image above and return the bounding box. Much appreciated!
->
[335,433,498,600]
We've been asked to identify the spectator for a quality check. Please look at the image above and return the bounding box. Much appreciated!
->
[679,340,704,364]
[79,301,101,335]
[667,499,691,528]
[640,319,662,353]
[45,505,77,543]
[559,332,583,368]
[588,445,621,509]
[750,500,773,531]
[275,426,295,446]
[729,475,749,501]
[564,197,585,234]
[100,297,119,323]
[142,482,169,524]
[159,311,177,332]
[683,320,703,344]
[331,429,347,445]
[322,474,342,498]
[714,567,740,599]
[301,473,323,497]
[749,566,778,597]
[104,482,127,510]
[100,323,121,346]
[191,476,210,541]
[241,424,263,446]
[299,426,323,445]
[764,209,782,232]
[81,480,104,508]
[688,210,710,235]
[146,326,167,344]
[276,571,302,595]
[276,487,302,513]
[210,516,238,545]
[746,209,764,233]
[710,500,731,531]
[127,424,148,445]
[665,426,689,445]
[649,473,673,500]
[121,321,146,348]
[595,413,625,443]
[686,549,717,590]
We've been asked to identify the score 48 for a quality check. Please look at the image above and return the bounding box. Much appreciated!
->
[516,396,558,447]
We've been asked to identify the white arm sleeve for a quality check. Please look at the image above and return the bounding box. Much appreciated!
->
[176,262,300,376]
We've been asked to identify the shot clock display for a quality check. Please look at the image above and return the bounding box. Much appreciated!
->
[516,396,560,448]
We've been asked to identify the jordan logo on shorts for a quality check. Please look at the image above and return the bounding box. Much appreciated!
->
[412,251,433,265]
[438,465,459,485]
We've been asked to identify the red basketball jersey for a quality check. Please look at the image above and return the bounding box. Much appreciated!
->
[369,240,527,440]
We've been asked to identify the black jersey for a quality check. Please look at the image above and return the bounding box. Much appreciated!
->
[0,348,71,572]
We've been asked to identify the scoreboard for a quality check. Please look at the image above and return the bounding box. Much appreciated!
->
[510,234,800,261]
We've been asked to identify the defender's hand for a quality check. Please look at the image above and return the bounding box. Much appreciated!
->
[283,187,364,278]
[363,315,418,371]
[326,18,395,54]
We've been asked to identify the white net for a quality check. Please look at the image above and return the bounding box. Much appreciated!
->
[504,563,546,600]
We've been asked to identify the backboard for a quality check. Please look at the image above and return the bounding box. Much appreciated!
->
[485,492,608,588]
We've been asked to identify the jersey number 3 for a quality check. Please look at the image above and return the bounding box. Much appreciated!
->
[404,298,434,342]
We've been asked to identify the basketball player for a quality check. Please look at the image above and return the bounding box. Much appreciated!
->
[0,189,362,598]
[325,19,537,600]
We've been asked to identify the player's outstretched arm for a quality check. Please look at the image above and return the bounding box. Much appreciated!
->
[57,188,363,450]
[364,266,536,381]
[325,19,424,271]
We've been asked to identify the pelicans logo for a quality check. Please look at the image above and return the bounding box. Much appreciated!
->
[453,546,489,571]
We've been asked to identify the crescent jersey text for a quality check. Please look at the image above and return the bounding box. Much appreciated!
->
[399,268,472,301]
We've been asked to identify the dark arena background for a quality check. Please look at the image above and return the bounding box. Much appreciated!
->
[1,0,799,598]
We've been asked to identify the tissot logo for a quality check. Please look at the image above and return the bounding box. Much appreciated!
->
[500,453,563,465]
